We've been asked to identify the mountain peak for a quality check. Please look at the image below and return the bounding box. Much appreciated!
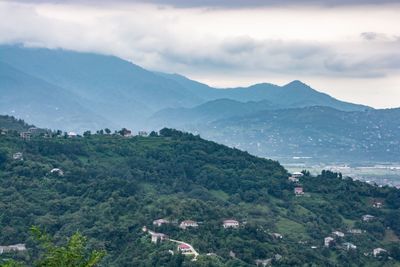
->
[284,80,309,88]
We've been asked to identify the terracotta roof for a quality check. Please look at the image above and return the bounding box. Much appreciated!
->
[179,244,191,249]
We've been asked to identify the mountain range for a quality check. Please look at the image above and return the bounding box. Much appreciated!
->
[1,45,367,130]
[2,44,399,164]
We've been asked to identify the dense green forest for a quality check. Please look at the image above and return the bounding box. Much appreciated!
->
[0,118,400,266]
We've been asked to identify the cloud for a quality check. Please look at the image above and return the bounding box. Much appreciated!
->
[0,1,400,107]
[1,1,399,78]
[8,0,400,8]
[1,2,400,71]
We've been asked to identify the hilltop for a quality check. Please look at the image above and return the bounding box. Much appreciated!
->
[0,117,399,266]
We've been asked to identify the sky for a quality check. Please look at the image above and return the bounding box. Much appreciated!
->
[1,0,399,108]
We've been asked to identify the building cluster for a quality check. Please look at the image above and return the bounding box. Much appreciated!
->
[323,213,387,257]
[152,218,241,230]
[147,218,242,260]
[324,232,357,251]
[19,127,45,140]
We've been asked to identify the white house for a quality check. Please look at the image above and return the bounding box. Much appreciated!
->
[292,172,304,178]
[288,176,299,182]
[153,219,169,227]
[324,237,334,247]
[223,219,239,229]
[20,132,31,140]
[67,132,78,138]
[348,229,363,234]
[13,152,23,160]
[50,168,64,176]
[149,232,168,243]
[373,201,383,208]
[362,214,375,222]
[179,220,199,229]
[343,242,357,251]
[271,233,283,239]
[373,248,387,257]
[332,231,345,238]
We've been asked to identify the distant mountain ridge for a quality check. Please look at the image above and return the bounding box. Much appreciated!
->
[164,106,400,164]
[0,45,370,132]
[160,73,370,111]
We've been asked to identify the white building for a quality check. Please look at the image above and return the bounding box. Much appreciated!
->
[179,220,199,229]
[0,244,26,254]
[362,214,375,222]
[150,232,168,243]
[271,233,283,239]
[324,237,334,247]
[13,152,23,160]
[373,248,387,257]
[292,172,304,178]
[373,201,383,208]
[50,168,64,176]
[332,231,345,238]
[153,219,169,227]
[343,242,357,250]
[20,132,31,140]
[67,132,78,138]
[348,229,363,234]
[223,219,240,229]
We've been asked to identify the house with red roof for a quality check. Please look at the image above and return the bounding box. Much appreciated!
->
[178,243,194,254]
[294,187,304,195]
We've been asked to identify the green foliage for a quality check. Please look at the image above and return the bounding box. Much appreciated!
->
[0,260,24,267]
[0,149,7,168]
[0,125,399,266]
[0,228,104,267]
[30,226,105,267]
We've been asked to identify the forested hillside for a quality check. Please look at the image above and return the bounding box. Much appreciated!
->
[0,119,399,266]
[0,115,32,132]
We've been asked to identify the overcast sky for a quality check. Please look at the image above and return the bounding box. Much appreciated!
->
[1,0,400,108]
